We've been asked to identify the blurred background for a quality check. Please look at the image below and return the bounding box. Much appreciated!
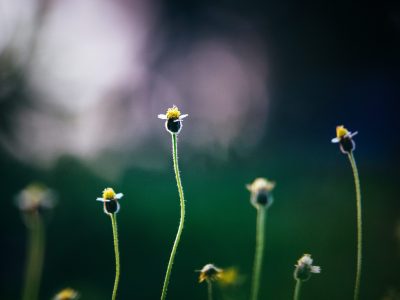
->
[0,0,399,299]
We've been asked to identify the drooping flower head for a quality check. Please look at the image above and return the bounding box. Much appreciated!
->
[96,187,123,215]
[53,288,79,300]
[15,183,56,213]
[158,105,188,134]
[331,125,358,154]
[246,178,275,209]
[294,254,321,281]
[198,264,223,283]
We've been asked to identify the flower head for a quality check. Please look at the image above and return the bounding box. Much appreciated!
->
[53,288,79,300]
[331,125,358,154]
[15,183,56,213]
[246,178,275,209]
[96,187,123,215]
[158,105,188,134]
[294,254,321,281]
[216,267,241,286]
[197,264,223,283]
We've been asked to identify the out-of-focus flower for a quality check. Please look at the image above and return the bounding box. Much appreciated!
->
[96,187,123,215]
[294,254,321,281]
[331,125,358,154]
[246,178,275,209]
[15,183,56,213]
[53,288,79,300]
[198,264,223,283]
[158,105,188,134]
[216,267,240,286]
[197,264,240,286]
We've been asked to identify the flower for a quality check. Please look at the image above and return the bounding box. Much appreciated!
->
[53,288,79,300]
[158,105,188,134]
[15,183,56,213]
[96,187,123,215]
[197,264,223,283]
[246,178,275,209]
[331,125,358,154]
[217,267,240,286]
[294,254,321,281]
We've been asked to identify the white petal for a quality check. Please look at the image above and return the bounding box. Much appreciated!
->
[115,193,124,199]
[311,266,321,273]
[158,114,167,120]
[350,131,358,138]
[96,198,110,202]
[179,114,188,119]
[331,137,340,143]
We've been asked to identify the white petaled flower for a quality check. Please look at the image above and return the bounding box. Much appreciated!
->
[197,264,223,283]
[294,254,321,281]
[15,183,56,213]
[246,177,276,209]
[158,105,188,134]
[96,187,123,215]
[331,125,358,154]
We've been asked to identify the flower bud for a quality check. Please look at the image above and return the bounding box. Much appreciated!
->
[246,178,275,209]
[294,254,321,281]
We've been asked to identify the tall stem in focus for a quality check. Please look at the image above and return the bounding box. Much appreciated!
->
[110,213,120,300]
[161,133,186,300]
[250,208,266,300]
[347,152,362,300]
[22,212,45,300]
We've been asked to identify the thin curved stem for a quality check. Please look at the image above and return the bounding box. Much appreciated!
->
[110,213,120,300]
[250,208,267,300]
[347,152,362,300]
[161,133,186,300]
[22,212,45,300]
[207,280,213,300]
[293,280,302,300]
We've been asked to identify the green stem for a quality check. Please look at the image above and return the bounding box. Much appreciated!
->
[110,213,120,300]
[293,280,302,300]
[207,280,213,300]
[22,212,45,300]
[250,208,266,300]
[161,133,186,300]
[347,152,362,300]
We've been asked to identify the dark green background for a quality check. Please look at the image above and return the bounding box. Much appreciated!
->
[1,0,399,299]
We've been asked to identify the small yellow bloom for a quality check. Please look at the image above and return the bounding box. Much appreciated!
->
[217,267,240,286]
[102,188,117,200]
[96,188,124,215]
[53,288,79,300]
[158,105,188,134]
[331,125,358,154]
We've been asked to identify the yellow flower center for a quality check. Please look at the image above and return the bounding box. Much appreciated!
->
[336,125,349,139]
[166,105,181,119]
[102,188,116,200]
